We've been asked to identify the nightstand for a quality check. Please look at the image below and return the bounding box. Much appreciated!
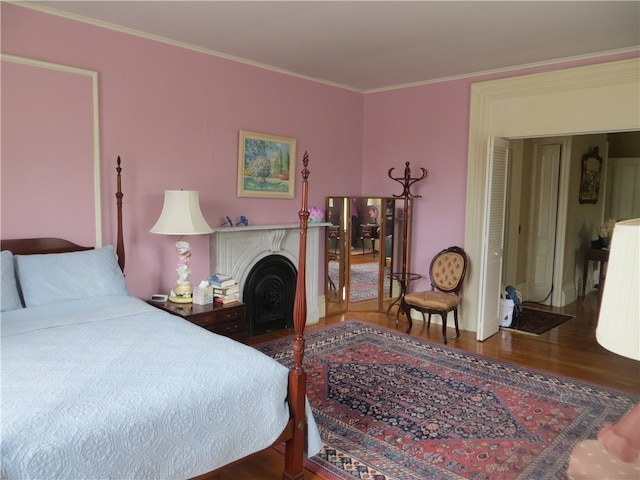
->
[148,300,247,341]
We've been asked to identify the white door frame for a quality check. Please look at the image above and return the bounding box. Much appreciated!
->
[465,58,640,339]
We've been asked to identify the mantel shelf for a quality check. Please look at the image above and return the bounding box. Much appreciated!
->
[210,222,330,233]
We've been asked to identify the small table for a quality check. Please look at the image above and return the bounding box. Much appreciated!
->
[386,272,422,332]
[582,248,610,302]
[148,300,247,340]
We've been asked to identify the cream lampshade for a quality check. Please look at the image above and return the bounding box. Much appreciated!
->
[150,190,213,303]
[595,218,640,361]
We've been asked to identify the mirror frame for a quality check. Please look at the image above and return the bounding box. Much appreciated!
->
[325,196,409,315]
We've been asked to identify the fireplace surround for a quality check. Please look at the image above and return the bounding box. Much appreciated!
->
[209,223,327,328]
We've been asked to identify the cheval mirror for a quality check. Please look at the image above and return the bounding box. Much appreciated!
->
[325,196,410,315]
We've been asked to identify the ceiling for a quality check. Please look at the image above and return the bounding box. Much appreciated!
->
[23,1,640,92]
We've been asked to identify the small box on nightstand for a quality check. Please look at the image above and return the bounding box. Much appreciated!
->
[193,284,214,305]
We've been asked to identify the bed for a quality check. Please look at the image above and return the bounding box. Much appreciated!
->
[1,155,320,479]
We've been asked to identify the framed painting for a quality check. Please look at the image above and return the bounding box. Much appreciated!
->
[237,130,296,199]
[579,146,603,204]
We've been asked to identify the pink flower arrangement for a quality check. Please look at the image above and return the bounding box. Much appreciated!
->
[308,206,324,222]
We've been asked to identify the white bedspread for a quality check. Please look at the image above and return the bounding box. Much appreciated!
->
[1,296,320,479]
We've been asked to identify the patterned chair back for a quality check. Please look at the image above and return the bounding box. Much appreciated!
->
[429,246,468,294]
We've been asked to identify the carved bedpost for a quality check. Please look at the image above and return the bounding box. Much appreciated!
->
[115,156,125,272]
[293,152,310,372]
[283,151,310,480]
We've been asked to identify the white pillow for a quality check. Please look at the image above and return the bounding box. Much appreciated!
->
[1,251,23,312]
[15,245,129,307]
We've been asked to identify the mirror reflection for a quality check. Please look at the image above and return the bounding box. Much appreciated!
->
[326,196,405,315]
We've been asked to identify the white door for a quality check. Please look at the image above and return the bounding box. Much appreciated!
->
[477,137,509,341]
[609,158,640,220]
[526,144,561,304]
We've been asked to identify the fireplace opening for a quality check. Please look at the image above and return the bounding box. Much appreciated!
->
[243,254,297,336]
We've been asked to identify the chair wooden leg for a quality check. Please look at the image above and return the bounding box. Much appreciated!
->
[405,306,414,334]
[440,312,448,344]
[453,309,460,340]
[427,313,432,328]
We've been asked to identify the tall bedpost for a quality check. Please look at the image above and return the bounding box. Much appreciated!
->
[283,151,310,480]
[115,156,125,272]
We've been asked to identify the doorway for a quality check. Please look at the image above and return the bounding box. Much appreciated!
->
[503,139,564,307]
[465,58,639,341]
[502,133,639,312]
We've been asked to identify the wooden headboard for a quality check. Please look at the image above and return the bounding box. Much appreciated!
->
[0,238,92,256]
[1,157,125,272]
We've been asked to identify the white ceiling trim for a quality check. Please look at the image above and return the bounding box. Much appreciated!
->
[365,46,639,94]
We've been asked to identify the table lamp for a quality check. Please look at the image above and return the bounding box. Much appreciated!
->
[596,218,639,361]
[150,190,213,303]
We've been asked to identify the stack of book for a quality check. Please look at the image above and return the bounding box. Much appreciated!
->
[213,284,240,304]
[208,273,240,304]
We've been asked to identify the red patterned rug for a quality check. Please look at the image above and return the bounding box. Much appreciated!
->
[258,321,638,480]
[328,261,390,303]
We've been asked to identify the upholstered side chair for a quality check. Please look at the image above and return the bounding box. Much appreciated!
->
[404,246,468,344]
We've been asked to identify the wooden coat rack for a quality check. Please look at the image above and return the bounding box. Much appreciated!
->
[387,162,428,328]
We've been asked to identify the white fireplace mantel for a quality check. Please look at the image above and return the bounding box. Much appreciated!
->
[209,223,329,326]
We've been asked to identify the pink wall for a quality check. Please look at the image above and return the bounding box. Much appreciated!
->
[2,3,363,299]
[3,3,636,301]
[363,80,470,290]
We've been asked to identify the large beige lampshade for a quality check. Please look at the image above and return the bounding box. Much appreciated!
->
[595,218,640,361]
[150,190,213,235]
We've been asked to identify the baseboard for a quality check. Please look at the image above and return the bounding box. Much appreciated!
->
[314,295,325,324]
[560,283,577,306]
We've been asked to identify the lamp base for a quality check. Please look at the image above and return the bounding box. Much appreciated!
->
[169,295,193,304]
[169,283,193,303]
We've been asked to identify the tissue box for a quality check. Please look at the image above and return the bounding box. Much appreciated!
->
[193,285,214,305]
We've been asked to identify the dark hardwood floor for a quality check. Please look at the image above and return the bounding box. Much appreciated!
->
[211,292,639,479]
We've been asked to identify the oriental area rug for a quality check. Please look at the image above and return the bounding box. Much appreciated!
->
[257,321,638,480]
[328,261,390,303]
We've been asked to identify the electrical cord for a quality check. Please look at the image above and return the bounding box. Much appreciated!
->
[528,286,553,305]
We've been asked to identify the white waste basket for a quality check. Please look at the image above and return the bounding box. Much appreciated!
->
[500,298,514,327]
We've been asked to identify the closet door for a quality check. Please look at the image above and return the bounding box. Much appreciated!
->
[477,138,509,341]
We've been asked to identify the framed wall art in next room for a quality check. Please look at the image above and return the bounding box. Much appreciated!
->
[237,130,296,199]
[579,146,603,204]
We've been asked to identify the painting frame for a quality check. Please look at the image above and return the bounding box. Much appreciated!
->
[237,130,296,199]
[579,146,603,204]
